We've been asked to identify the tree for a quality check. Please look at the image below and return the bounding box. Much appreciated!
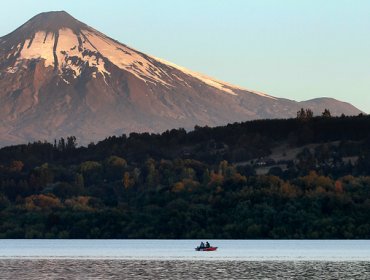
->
[79,161,102,184]
[105,156,127,168]
[122,172,134,189]
[105,156,127,180]
[53,182,79,199]
[202,169,211,185]
[297,108,314,120]
[306,109,314,118]
[297,108,306,119]
[80,161,102,173]
[57,138,66,151]
[25,194,63,211]
[9,160,24,173]
[145,158,158,188]
[75,173,85,189]
[28,163,54,191]
[322,109,331,118]
[66,136,77,150]
[218,160,228,176]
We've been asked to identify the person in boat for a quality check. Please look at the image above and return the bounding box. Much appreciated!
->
[205,241,210,248]
[200,241,205,248]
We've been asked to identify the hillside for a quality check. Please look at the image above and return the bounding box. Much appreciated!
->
[0,114,370,238]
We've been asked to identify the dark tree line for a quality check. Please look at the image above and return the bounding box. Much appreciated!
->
[0,113,369,238]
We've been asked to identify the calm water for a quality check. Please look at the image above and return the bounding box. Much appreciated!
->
[1,240,370,279]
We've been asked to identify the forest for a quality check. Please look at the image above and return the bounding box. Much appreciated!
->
[0,111,370,238]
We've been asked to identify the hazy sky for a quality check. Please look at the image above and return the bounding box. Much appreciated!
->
[1,0,369,112]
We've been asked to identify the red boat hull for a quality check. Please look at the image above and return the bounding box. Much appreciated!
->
[195,247,218,251]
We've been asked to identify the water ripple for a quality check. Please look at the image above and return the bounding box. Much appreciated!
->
[1,260,369,280]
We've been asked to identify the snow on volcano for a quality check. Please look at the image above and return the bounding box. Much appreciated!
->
[2,11,270,96]
[0,11,362,146]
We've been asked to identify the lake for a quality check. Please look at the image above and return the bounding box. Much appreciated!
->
[1,240,370,279]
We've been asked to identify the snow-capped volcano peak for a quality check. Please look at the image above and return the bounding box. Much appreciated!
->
[8,11,90,36]
[2,12,172,88]
[0,11,362,146]
[2,11,275,95]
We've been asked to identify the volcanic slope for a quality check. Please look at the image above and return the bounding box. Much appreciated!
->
[0,11,362,145]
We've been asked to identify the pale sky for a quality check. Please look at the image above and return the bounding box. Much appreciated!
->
[1,0,369,112]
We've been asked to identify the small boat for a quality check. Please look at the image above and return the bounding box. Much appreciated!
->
[195,246,218,251]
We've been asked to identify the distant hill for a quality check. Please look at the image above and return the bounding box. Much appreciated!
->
[299,98,361,116]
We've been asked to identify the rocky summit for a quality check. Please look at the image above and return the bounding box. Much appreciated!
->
[0,11,362,146]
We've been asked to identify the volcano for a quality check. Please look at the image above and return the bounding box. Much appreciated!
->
[0,11,362,146]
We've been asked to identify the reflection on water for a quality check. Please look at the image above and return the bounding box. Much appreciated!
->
[1,259,369,280]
